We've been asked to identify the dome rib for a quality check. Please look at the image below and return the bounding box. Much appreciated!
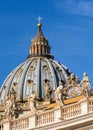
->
[45,58,57,90]
[23,59,35,99]
[37,58,42,99]
[18,59,34,100]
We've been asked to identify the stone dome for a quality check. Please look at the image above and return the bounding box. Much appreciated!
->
[0,22,71,102]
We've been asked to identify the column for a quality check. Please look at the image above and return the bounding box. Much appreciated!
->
[42,45,45,54]
[35,45,37,54]
[39,45,41,54]
[30,47,32,54]
[32,46,34,54]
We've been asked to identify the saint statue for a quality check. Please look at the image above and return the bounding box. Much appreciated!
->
[55,81,64,107]
[10,87,16,107]
[28,91,37,114]
[81,72,90,97]
[44,82,51,100]
[4,96,13,119]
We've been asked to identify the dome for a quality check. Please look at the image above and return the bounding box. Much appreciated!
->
[0,22,71,102]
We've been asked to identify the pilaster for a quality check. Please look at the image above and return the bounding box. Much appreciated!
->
[54,107,62,122]
[3,120,11,130]
[29,114,37,129]
[80,97,89,115]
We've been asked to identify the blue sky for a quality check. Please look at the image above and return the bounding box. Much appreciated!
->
[0,0,93,88]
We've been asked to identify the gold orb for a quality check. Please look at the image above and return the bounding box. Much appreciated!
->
[37,23,42,28]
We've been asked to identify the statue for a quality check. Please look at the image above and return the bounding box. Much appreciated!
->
[50,90,55,102]
[44,82,51,100]
[10,87,16,107]
[66,74,80,88]
[4,96,14,119]
[28,91,37,114]
[66,74,76,88]
[55,81,64,107]
[75,76,80,84]
[70,73,77,85]
[81,72,90,97]
[4,88,18,119]
[65,76,70,87]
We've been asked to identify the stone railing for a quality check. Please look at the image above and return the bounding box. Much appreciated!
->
[63,102,81,119]
[11,116,29,130]
[88,98,93,112]
[36,109,54,126]
[1,97,93,130]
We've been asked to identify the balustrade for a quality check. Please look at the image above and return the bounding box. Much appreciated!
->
[36,110,54,126]
[88,98,93,112]
[1,98,93,129]
[11,117,29,130]
[63,102,81,119]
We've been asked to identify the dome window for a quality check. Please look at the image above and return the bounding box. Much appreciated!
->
[30,66,35,71]
[13,82,17,86]
[27,79,33,84]
[42,65,48,71]
[3,86,7,90]
[44,79,49,83]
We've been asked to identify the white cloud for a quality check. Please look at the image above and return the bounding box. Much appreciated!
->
[53,0,93,16]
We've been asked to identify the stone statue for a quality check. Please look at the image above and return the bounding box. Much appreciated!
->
[75,76,80,84]
[70,73,76,85]
[4,96,13,119]
[44,82,51,100]
[81,72,90,97]
[10,87,16,107]
[66,74,80,88]
[50,90,55,102]
[66,74,76,88]
[28,91,37,114]
[4,88,19,119]
[55,81,64,107]
[65,76,71,87]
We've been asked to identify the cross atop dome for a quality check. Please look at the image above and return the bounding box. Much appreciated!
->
[37,16,42,23]
[37,16,42,29]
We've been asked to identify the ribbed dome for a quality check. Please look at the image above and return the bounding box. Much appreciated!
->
[0,57,71,102]
[0,22,71,102]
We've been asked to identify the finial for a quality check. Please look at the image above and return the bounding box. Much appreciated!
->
[37,16,42,28]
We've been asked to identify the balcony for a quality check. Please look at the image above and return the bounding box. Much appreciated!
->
[1,97,93,130]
